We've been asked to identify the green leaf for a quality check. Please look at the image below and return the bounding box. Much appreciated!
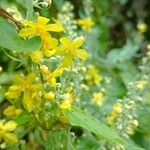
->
[16,0,34,20]
[64,107,125,145]
[34,128,45,146]
[64,108,144,150]
[15,113,32,125]
[0,20,41,51]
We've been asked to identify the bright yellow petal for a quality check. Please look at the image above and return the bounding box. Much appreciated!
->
[73,49,88,60]
[26,73,36,84]
[61,55,73,67]
[23,91,33,112]
[48,38,58,49]
[72,37,84,48]
[4,106,16,116]
[54,47,66,56]
[19,28,35,38]
[13,74,24,83]
[3,133,18,143]
[32,92,41,109]
[60,101,72,111]
[4,121,17,131]
[53,67,64,77]
[31,83,42,91]
[50,77,56,87]
[37,16,50,25]
[43,49,56,57]
[46,23,64,32]
[60,37,71,47]
[41,32,52,39]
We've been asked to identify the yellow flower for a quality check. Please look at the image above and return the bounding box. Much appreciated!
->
[4,105,22,117]
[44,92,55,101]
[137,23,148,33]
[0,120,17,143]
[29,32,58,63]
[60,93,73,111]
[55,36,88,67]
[77,17,94,32]
[5,73,42,112]
[41,32,58,57]
[107,102,122,125]
[85,66,102,85]
[113,102,122,114]
[92,92,104,106]
[19,16,64,38]
[40,65,64,88]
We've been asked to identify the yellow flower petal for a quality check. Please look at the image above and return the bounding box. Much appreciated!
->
[43,49,56,57]
[19,28,35,38]
[60,101,72,111]
[4,121,17,131]
[4,106,16,116]
[53,67,64,77]
[23,91,33,112]
[60,37,71,47]
[73,49,88,60]
[61,55,73,67]
[37,16,50,25]
[26,73,36,83]
[72,37,84,48]
[46,23,64,32]
[3,133,18,143]
[54,47,66,55]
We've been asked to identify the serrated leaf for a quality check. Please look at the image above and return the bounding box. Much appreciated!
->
[64,107,125,145]
[0,20,41,51]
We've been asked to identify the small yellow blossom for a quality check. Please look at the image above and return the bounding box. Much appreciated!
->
[0,120,17,143]
[19,16,64,38]
[137,23,148,33]
[29,32,58,63]
[44,92,55,101]
[113,102,122,114]
[41,32,58,57]
[54,36,88,67]
[77,17,94,32]
[60,93,73,111]
[40,65,64,87]
[85,66,102,85]
[92,92,104,106]
[107,102,122,125]
[4,105,22,117]
[5,73,42,112]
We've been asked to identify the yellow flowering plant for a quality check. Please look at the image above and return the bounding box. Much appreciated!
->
[0,0,146,149]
